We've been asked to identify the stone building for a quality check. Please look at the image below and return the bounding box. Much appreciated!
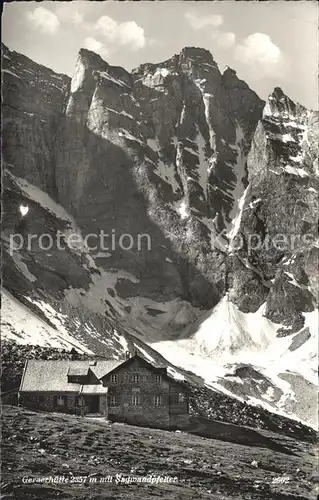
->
[18,354,189,429]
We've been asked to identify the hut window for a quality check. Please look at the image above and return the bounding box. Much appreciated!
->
[57,396,65,406]
[178,392,185,403]
[109,395,117,406]
[131,394,140,406]
[154,395,161,407]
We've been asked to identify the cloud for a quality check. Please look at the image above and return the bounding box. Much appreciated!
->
[27,7,60,35]
[55,5,85,25]
[185,12,223,30]
[72,12,84,25]
[95,16,145,50]
[213,31,236,49]
[95,16,117,39]
[84,37,108,57]
[234,33,282,77]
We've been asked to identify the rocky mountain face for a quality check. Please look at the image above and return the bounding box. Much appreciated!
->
[2,43,318,427]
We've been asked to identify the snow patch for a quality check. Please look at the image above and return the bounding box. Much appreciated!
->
[175,199,189,220]
[3,69,21,79]
[99,71,128,88]
[154,68,170,78]
[19,205,29,216]
[167,366,185,381]
[270,132,295,143]
[118,129,144,145]
[284,272,302,288]
[194,127,210,199]
[283,166,309,178]
[226,123,249,246]
[228,186,249,247]
[134,345,156,363]
[147,138,180,193]
[65,269,140,317]
[7,171,75,225]
[289,154,303,163]
[114,330,129,354]
[248,198,261,209]
[151,296,316,425]
[106,107,134,120]
[11,253,37,283]
[1,289,92,353]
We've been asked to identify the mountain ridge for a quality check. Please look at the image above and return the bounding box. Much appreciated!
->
[2,43,318,427]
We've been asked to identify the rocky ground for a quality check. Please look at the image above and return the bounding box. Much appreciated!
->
[1,406,317,500]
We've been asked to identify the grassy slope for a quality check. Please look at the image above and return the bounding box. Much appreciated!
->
[2,406,317,500]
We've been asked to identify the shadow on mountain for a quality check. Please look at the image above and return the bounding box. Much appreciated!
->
[54,107,224,313]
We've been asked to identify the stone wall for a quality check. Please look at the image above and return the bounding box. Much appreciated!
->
[19,392,93,415]
[104,358,171,429]
[102,357,189,429]
[19,391,108,415]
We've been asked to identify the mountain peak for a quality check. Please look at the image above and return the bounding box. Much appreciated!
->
[178,46,218,70]
[272,86,285,98]
[132,46,217,77]
[265,86,307,119]
[78,48,109,71]
[223,65,236,75]
[179,46,214,60]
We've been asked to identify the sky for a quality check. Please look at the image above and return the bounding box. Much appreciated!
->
[2,1,318,109]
